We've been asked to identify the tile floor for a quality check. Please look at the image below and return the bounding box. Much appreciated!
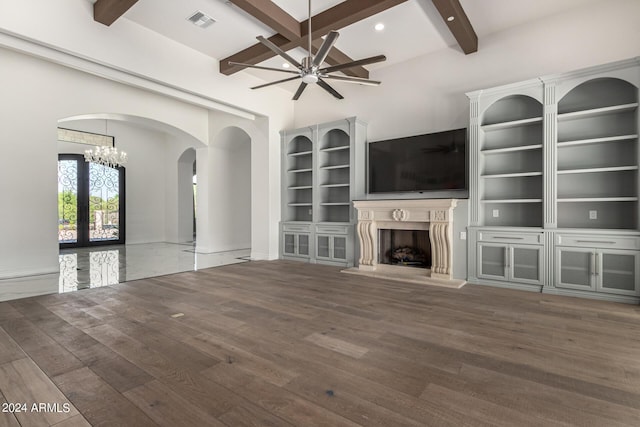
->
[58,242,250,293]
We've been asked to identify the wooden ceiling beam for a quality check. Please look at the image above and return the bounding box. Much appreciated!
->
[221,0,408,76]
[93,0,139,26]
[431,0,477,54]
[229,0,301,41]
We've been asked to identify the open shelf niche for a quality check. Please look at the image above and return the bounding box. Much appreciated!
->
[480,94,544,227]
[318,128,351,222]
[556,78,638,229]
[284,134,313,222]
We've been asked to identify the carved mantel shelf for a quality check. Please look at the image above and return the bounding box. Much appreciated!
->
[351,199,460,284]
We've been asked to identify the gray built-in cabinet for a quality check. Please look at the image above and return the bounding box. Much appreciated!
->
[280,117,366,266]
[467,57,640,303]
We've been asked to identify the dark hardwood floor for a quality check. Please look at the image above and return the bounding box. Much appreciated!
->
[1,260,639,426]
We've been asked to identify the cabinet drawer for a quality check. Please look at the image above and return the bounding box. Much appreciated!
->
[282,223,312,232]
[555,234,640,250]
[315,224,349,234]
[478,231,543,245]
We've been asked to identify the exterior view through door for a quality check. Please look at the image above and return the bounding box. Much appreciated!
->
[58,154,125,247]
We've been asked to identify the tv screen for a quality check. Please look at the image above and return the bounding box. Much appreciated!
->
[368,128,467,194]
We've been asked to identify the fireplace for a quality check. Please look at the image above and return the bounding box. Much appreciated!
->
[345,199,464,288]
[378,229,431,269]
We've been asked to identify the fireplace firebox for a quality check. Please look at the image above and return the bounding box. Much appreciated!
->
[378,229,431,268]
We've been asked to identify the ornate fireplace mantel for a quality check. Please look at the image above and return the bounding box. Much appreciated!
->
[352,199,459,282]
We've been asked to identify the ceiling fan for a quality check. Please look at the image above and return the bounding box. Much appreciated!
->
[229,0,387,100]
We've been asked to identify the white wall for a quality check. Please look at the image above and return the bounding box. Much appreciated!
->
[197,127,252,253]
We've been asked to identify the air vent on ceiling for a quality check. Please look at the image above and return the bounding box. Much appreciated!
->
[187,11,215,28]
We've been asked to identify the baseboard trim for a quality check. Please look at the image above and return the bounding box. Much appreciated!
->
[469,279,543,293]
[0,272,59,302]
[543,287,639,304]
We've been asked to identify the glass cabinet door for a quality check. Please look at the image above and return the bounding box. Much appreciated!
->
[478,243,508,280]
[511,246,541,284]
[317,235,330,258]
[298,234,310,256]
[333,236,347,260]
[597,250,639,296]
[556,248,595,290]
[283,234,296,255]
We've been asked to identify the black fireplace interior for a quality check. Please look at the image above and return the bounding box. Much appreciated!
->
[378,229,431,269]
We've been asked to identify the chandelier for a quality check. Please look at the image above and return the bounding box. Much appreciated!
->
[84,146,127,168]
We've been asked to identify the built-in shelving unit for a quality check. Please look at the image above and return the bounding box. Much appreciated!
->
[467,57,640,303]
[556,77,639,230]
[280,117,366,267]
[318,128,351,223]
[284,134,313,223]
[479,94,544,228]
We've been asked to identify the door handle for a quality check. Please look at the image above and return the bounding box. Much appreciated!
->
[590,252,596,276]
[594,253,599,276]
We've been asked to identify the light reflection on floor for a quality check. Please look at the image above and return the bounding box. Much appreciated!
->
[58,243,250,293]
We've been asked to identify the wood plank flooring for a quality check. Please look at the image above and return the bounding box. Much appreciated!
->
[0,260,639,426]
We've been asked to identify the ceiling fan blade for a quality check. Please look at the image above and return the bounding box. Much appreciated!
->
[293,82,308,100]
[321,74,381,86]
[251,75,301,90]
[256,36,302,69]
[317,79,344,100]
[312,31,340,67]
[229,61,300,75]
[319,54,387,74]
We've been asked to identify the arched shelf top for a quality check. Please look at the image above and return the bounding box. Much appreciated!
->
[320,128,350,150]
[482,95,543,127]
[288,135,313,155]
[558,77,638,115]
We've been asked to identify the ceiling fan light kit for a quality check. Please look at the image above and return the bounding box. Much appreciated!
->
[232,0,386,100]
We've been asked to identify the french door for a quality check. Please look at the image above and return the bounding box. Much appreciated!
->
[58,154,125,248]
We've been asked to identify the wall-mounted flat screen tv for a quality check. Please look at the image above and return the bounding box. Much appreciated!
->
[368,128,467,194]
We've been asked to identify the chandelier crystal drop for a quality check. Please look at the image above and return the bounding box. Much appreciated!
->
[84,146,127,168]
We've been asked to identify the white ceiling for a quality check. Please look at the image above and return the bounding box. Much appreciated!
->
[111,0,602,79]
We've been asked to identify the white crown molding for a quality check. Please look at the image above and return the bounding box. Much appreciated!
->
[0,28,256,121]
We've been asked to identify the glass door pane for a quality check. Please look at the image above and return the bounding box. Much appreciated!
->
[298,234,309,256]
[599,252,637,294]
[58,160,78,244]
[557,249,594,290]
[59,154,125,248]
[284,234,295,255]
[317,235,330,258]
[479,244,507,279]
[333,236,346,260]
[512,246,540,283]
[89,163,120,242]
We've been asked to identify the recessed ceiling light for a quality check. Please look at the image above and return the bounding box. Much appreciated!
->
[282,63,290,68]
[447,16,455,22]
[187,11,215,29]
[374,23,385,31]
